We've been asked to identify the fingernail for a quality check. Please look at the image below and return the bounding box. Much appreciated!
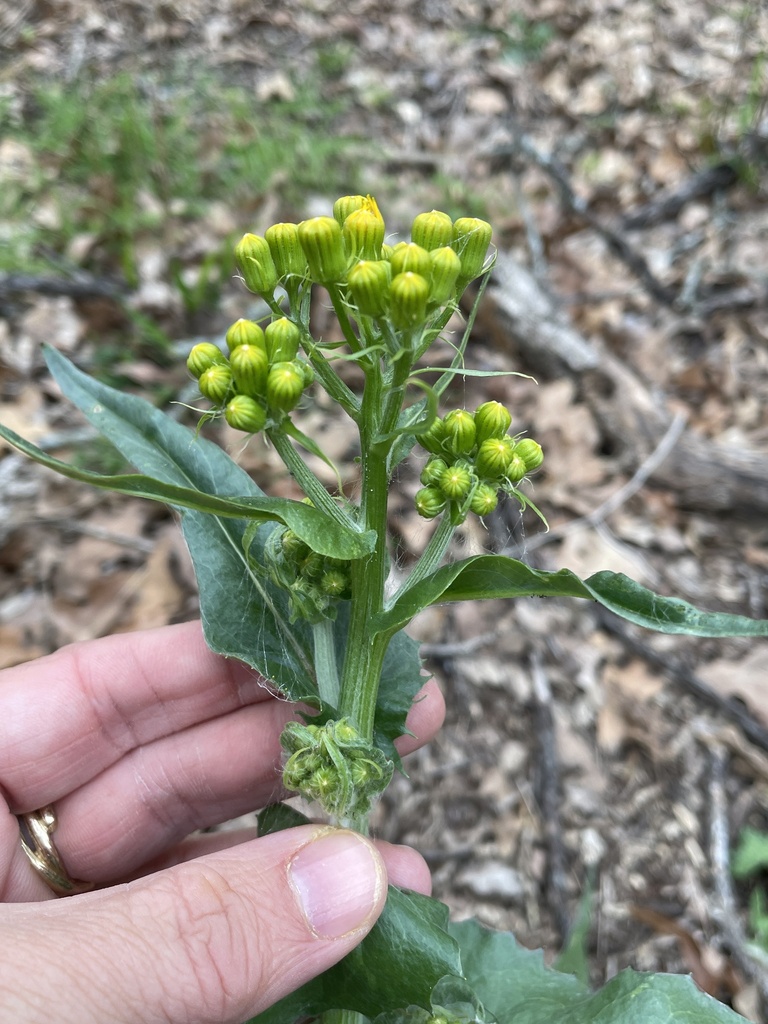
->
[289,830,384,938]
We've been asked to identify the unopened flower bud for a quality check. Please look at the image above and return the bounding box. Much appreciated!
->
[281,529,310,563]
[235,233,278,297]
[198,364,233,405]
[230,343,269,397]
[452,217,493,282]
[309,765,339,801]
[420,456,449,487]
[428,246,462,306]
[264,222,308,280]
[417,416,448,455]
[515,438,544,471]
[475,436,516,479]
[390,271,429,329]
[474,401,512,444]
[411,210,453,251]
[298,216,347,283]
[506,453,527,483]
[333,195,367,225]
[265,317,301,363]
[225,318,266,355]
[298,359,315,387]
[444,409,476,456]
[347,260,390,317]
[470,482,499,517]
[267,361,305,412]
[186,342,226,379]
[300,551,324,579]
[321,569,349,597]
[381,242,395,260]
[439,463,473,501]
[224,394,267,433]
[390,242,431,279]
[415,486,447,519]
[343,208,385,260]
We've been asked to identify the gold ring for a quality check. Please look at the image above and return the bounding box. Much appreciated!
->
[19,805,95,897]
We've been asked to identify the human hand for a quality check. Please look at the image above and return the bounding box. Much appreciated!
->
[0,620,444,1023]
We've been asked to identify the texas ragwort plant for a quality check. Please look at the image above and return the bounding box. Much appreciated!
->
[3,195,768,1024]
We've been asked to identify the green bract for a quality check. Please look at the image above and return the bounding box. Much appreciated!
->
[3,193,765,1024]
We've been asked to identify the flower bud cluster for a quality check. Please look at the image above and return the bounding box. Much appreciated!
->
[261,523,352,623]
[230,197,493,345]
[186,317,314,432]
[281,718,394,820]
[414,401,544,523]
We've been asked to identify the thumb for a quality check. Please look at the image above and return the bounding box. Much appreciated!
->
[2,826,387,1024]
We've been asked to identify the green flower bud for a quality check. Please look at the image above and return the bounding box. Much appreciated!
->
[235,233,278,297]
[186,342,226,379]
[515,438,544,471]
[281,529,310,563]
[333,194,367,225]
[439,463,473,500]
[470,482,499,517]
[321,569,349,597]
[415,486,447,519]
[420,456,449,487]
[224,394,267,433]
[428,246,462,306]
[225,318,266,355]
[298,359,315,387]
[230,343,269,397]
[343,208,385,260]
[381,242,395,260]
[417,416,448,455]
[390,242,432,279]
[474,401,512,444]
[411,209,453,251]
[300,551,325,580]
[308,765,339,801]
[198,364,233,405]
[389,271,429,329]
[475,436,516,479]
[267,361,305,412]
[452,217,493,282]
[347,259,391,317]
[505,453,527,483]
[443,409,476,456]
[298,216,347,284]
[264,222,308,280]
[265,317,301,363]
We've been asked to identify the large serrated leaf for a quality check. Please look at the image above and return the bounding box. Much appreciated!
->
[375,555,768,639]
[451,920,745,1024]
[248,889,462,1024]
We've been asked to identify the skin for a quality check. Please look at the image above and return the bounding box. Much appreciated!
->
[0,620,444,1024]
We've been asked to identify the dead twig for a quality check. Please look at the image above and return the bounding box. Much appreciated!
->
[621,163,739,231]
[0,273,126,301]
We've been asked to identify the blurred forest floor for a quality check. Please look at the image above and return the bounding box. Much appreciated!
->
[1,1,768,1018]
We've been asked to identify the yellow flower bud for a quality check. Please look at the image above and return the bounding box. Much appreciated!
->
[347,259,391,317]
[515,438,544,471]
[333,195,367,225]
[267,361,305,412]
[475,436,516,479]
[415,486,447,519]
[444,409,476,456]
[343,208,385,260]
[390,241,431,279]
[225,318,266,355]
[224,394,267,433]
[265,222,308,280]
[265,317,301,363]
[198,364,233,405]
[427,246,462,306]
[506,453,527,483]
[234,233,279,297]
[474,401,512,444]
[186,342,227,379]
[420,456,449,487]
[389,271,429,329]
[230,344,269,397]
[439,463,473,500]
[298,216,348,284]
[411,210,453,251]
[417,416,448,455]
[470,482,499,517]
[452,217,493,282]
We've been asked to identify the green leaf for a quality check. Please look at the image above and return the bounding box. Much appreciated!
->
[374,628,426,769]
[374,555,768,639]
[256,803,312,836]
[732,827,768,878]
[451,920,745,1024]
[248,890,462,1024]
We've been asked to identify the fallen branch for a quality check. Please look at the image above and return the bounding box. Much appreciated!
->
[0,273,126,301]
[621,163,739,231]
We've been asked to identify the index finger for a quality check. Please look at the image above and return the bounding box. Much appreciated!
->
[0,620,271,808]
